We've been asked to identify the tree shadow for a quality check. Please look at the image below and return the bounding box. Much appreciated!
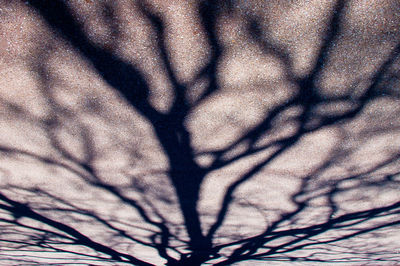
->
[0,0,400,265]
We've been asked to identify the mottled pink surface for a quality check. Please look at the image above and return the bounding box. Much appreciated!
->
[0,0,399,265]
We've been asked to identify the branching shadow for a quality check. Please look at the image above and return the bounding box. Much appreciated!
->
[0,0,399,265]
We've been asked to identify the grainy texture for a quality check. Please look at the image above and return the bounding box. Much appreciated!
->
[0,0,400,265]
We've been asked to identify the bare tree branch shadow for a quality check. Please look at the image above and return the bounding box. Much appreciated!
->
[0,0,399,265]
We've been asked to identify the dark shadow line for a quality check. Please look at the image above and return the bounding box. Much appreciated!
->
[0,192,154,265]
[28,0,161,122]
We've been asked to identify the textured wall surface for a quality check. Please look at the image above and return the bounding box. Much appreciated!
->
[0,0,400,265]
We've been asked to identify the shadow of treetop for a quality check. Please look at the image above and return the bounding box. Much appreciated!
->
[0,0,400,265]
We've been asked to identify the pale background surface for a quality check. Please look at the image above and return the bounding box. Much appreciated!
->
[0,0,400,265]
